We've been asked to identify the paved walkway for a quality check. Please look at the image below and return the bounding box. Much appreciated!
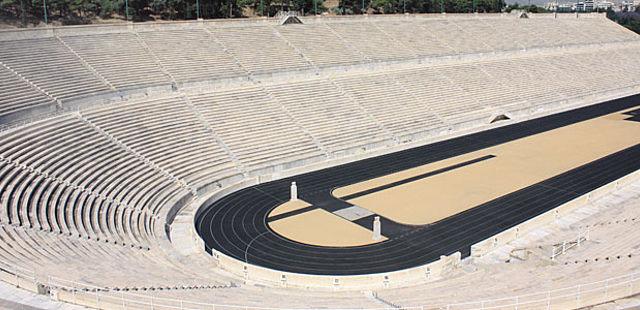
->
[0,282,85,310]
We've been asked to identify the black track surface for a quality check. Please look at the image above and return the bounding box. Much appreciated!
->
[195,94,640,275]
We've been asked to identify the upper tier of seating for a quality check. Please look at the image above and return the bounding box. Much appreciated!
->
[60,33,172,90]
[0,38,112,105]
[0,64,57,117]
[137,29,245,83]
[0,14,637,121]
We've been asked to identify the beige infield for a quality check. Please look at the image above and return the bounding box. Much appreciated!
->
[332,108,640,225]
[268,199,387,247]
[267,108,640,247]
[268,199,311,217]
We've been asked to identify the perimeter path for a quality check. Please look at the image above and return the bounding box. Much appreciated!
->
[195,94,640,276]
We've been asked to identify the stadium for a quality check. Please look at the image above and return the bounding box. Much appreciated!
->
[0,11,639,309]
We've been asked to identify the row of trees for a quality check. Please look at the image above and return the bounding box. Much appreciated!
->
[607,9,640,34]
[338,0,504,15]
[0,0,262,23]
[2,0,638,34]
[0,0,504,26]
[504,3,549,13]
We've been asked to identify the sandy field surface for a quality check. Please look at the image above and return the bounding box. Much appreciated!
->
[333,108,640,225]
[269,207,387,247]
[268,199,312,217]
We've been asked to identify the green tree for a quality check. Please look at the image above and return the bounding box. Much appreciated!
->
[505,3,546,13]
[607,10,640,34]
[338,0,363,14]
[291,0,325,14]
[370,0,398,13]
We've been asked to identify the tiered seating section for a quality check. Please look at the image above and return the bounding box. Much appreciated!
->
[333,73,446,138]
[0,65,57,117]
[0,38,112,103]
[0,222,227,289]
[137,29,245,83]
[267,80,393,152]
[189,87,324,168]
[81,96,239,187]
[60,33,172,90]
[0,13,639,309]
[0,115,188,244]
[210,25,311,74]
[1,14,638,120]
[277,23,367,66]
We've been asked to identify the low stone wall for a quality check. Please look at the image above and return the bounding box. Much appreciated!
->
[0,101,58,126]
[211,242,461,290]
[471,168,640,257]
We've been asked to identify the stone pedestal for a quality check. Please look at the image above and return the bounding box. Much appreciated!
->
[290,182,298,201]
[373,216,381,240]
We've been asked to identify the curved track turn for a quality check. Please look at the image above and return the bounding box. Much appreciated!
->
[196,95,640,275]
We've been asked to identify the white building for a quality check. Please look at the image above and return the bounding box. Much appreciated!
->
[595,0,613,9]
[545,2,578,11]
[544,2,558,10]
[621,0,637,10]
[574,0,593,11]
[558,3,574,11]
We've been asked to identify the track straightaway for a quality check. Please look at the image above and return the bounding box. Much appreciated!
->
[195,94,640,275]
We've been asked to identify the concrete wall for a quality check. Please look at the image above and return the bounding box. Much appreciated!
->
[209,242,461,290]
[470,168,640,257]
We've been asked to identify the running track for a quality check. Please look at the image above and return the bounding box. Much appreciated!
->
[195,94,640,275]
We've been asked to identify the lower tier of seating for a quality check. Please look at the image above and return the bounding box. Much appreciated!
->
[40,178,640,309]
[0,223,231,290]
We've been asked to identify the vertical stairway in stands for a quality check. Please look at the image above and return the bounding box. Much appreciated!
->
[74,112,196,197]
[328,78,399,145]
[368,21,419,58]
[202,26,253,78]
[258,86,332,158]
[56,36,116,91]
[181,93,248,177]
[132,32,179,89]
[0,61,62,110]
[389,73,451,128]
[270,25,319,71]
[323,23,371,62]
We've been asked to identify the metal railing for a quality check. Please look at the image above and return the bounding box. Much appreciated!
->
[1,259,639,310]
[551,228,590,260]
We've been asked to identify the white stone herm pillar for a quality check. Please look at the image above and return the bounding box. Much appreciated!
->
[290,182,298,201]
[372,216,381,241]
